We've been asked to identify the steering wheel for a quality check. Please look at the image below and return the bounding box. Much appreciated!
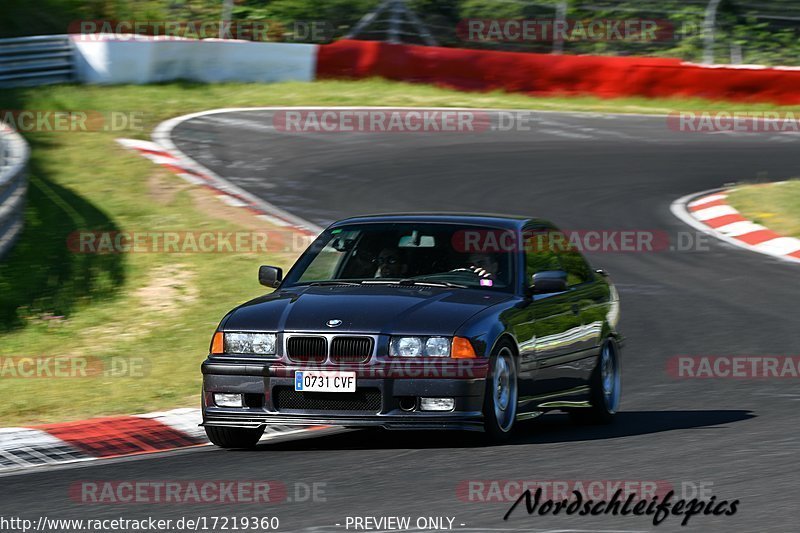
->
[449,265,493,279]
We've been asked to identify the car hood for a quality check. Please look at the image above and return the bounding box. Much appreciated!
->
[223,285,513,335]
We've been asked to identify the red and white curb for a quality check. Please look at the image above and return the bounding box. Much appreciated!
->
[671,186,800,264]
[115,138,320,237]
[0,408,338,473]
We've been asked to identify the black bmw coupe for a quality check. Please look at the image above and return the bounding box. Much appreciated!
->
[202,214,622,447]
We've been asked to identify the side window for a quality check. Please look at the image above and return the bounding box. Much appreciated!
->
[523,226,593,287]
[559,248,593,286]
[522,227,561,282]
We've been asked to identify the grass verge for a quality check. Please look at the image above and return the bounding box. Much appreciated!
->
[726,180,800,239]
[2,78,800,426]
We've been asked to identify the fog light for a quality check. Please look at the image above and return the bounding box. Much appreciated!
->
[214,393,243,408]
[420,397,455,411]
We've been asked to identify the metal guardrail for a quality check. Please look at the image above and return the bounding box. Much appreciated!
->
[0,125,29,261]
[346,0,800,66]
[0,35,75,87]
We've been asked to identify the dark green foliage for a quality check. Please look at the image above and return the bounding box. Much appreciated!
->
[1,1,798,65]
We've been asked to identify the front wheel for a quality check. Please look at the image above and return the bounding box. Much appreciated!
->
[570,339,621,425]
[482,344,518,443]
[205,425,265,449]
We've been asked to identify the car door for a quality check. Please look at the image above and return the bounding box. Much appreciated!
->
[557,245,608,387]
[560,246,606,352]
[510,225,583,398]
[531,229,589,394]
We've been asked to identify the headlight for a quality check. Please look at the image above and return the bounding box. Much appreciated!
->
[224,332,277,355]
[391,337,423,357]
[425,337,450,357]
[390,336,451,357]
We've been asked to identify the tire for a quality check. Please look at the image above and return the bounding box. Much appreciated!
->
[482,342,519,443]
[205,425,265,449]
[570,338,621,425]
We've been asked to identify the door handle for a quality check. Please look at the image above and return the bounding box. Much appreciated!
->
[571,303,580,315]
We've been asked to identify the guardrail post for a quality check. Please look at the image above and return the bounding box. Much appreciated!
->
[703,0,723,64]
[388,0,403,44]
[553,1,568,54]
[0,126,29,261]
[220,0,233,39]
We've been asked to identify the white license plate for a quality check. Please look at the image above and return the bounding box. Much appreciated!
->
[294,371,356,393]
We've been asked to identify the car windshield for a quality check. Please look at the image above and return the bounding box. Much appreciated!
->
[282,222,516,292]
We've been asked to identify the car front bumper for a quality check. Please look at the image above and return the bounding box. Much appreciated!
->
[201,359,489,431]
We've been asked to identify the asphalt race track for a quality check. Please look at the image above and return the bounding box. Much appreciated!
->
[4,110,799,532]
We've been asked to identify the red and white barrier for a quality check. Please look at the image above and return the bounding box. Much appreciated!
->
[71,36,800,104]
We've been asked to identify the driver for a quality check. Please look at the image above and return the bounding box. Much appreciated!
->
[467,252,499,278]
[374,247,408,278]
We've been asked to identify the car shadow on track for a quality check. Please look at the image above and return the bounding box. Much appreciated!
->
[509,409,756,445]
[253,410,755,451]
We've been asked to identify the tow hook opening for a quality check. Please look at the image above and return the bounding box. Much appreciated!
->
[398,396,417,412]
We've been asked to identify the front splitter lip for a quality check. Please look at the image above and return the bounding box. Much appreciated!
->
[202,410,485,431]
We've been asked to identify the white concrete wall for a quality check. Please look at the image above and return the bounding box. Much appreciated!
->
[72,37,318,84]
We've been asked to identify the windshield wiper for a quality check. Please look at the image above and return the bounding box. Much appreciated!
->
[306,281,364,287]
[362,279,468,289]
[405,279,469,289]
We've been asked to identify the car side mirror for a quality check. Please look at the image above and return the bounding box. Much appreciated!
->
[259,265,283,288]
[530,270,567,295]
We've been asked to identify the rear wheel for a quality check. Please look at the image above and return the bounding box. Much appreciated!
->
[482,343,518,443]
[570,339,620,425]
[205,426,264,448]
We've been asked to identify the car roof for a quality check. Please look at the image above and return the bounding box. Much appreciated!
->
[329,213,553,230]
